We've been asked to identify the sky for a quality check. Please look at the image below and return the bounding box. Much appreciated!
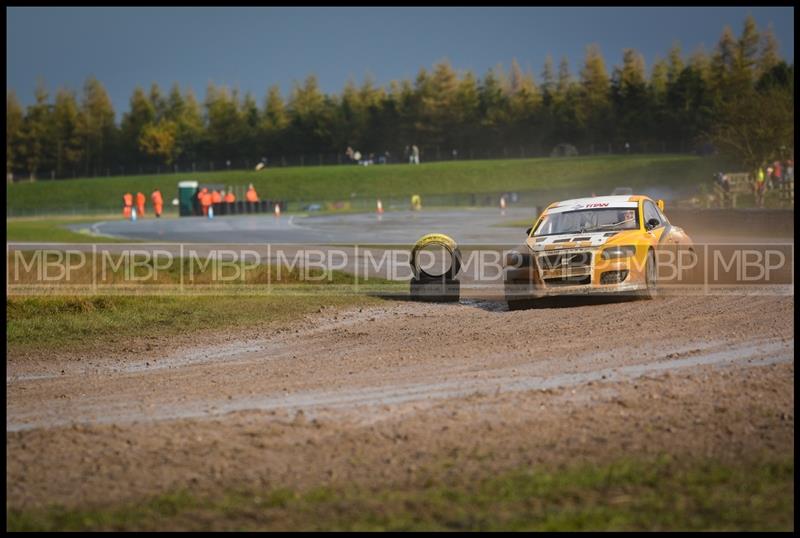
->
[6,7,795,118]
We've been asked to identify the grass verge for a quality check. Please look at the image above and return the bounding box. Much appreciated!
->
[7,250,399,356]
[7,215,139,243]
[6,293,381,357]
[7,454,793,531]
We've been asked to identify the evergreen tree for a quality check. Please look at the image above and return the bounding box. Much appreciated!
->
[165,84,185,123]
[735,15,760,82]
[139,119,178,166]
[287,75,328,154]
[689,46,712,85]
[52,88,83,177]
[205,83,244,163]
[541,54,556,104]
[578,44,611,148]
[262,85,289,158]
[649,57,670,150]
[428,60,460,149]
[479,67,509,151]
[20,81,54,180]
[6,91,24,180]
[452,70,480,152]
[611,49,648,148]
[556,56,572,99]
[650,57,669,98]
[667,43,684,85]
[508,58,525,95]
[120,86,156,167]
[149,83,167,121]
[758,24,780,78]
[177,88,205,165]
[78,76,117,176]
[241,91,260,161]
[711,26,738,98]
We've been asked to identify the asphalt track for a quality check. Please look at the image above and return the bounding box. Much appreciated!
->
[76,208,538,245]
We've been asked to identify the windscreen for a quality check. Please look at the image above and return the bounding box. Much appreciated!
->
[533,208,639,236]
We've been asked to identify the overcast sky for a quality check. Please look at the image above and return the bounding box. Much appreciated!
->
[6,6,795,117]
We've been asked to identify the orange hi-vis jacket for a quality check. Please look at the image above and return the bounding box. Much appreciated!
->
[151,190,163,216]
[211,190,222,204]
[246,188,259,202]
[123,193,133,207]
[224,192,236,203]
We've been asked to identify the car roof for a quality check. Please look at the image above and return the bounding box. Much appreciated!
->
[544,195,651,213]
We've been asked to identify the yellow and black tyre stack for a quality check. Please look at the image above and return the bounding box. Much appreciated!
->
[409,233,461,302]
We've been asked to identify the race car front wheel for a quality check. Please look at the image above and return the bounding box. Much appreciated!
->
[639,249,658,300]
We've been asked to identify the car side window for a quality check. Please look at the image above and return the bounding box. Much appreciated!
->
[643,201,662,229]
[655,206,670,225]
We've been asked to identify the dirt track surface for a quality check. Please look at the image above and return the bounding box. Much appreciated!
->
[6,289,794,511]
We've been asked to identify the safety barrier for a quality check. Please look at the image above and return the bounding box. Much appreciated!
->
[205,200,286,216]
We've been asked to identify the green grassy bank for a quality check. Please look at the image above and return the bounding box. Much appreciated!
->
[7,154,720,215]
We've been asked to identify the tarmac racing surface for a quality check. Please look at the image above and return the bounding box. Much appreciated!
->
[76,208,537,245]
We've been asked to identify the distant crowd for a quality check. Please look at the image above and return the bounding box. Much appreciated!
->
[345,144,421,166]
[713,158,794,208]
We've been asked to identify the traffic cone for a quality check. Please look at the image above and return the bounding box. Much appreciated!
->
[377,199,384,214]
[274,203,281,218]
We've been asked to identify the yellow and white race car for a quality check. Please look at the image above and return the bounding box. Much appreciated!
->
[504,195,695,309]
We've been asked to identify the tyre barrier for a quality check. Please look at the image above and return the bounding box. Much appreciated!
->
[409,233,462,302]
[208,201,286,216]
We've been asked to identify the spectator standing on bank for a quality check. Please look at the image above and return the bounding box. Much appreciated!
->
[411,144,420,165]
[773,160,783,187]
[151,189,163,218]
[754,167,767,208]
[721,174,731,207]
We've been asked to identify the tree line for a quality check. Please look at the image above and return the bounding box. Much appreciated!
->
[6,15,794,181]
